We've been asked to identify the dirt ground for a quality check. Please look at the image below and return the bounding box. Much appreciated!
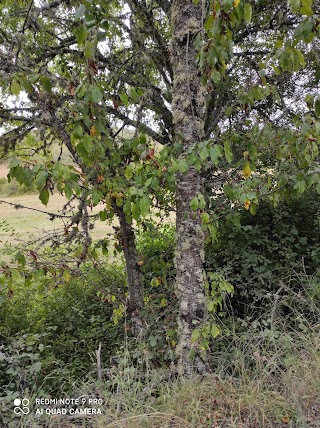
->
[0,161,9,179]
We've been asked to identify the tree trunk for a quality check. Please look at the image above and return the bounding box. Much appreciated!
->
[117,207,144,336]
[52,120,145,335]
[171,1,208,374]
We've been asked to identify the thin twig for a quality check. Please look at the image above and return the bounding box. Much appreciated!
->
[0,198,98,220]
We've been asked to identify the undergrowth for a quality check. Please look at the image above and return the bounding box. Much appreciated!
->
[0,192,319,427]
[5,318,319,428]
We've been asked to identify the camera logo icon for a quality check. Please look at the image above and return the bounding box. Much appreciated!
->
[14,398,30,415]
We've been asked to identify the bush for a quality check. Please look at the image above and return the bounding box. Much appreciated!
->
[131,225,178,365]
[0,262,126,395]
[137,223,175,289]
[0,177,36,197]
[206,190,320,318]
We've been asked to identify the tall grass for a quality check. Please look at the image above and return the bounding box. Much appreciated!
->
[10,322,318,428]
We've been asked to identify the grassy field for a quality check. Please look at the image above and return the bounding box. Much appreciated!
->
[0,162,116,254]
[0,192,116,246]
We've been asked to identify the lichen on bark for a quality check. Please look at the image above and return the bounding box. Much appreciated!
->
[171,0,208,374]
[116,206,144,336]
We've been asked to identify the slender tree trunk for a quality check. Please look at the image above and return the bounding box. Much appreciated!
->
[171,0,207,374]
[116,207,144,335]
[52,120,144,335]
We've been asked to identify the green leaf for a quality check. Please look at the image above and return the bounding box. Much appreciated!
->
[91,86,103,102]
[92,189,102,206]
[145,177,153,187]
[124,165,133,180]
[211,324,221,338]
[123,199,131,217]
[21,78,33,93]
[246,191,256,200]
[300,5,313,15]
[210,145,223,165]
[289,0,301,13]
[75,4,86,19]
[35,170,48,191]
[130,87,139,102]
[39,189,49,206]
[120,93,129,106]
[99,210,107,221]
[244,3,252,24]
[211,70,221,84]
[84,41,94,59]
[83,134,92,152]
[40,76,52,92]
[295,180,306,193]
[199,146,209,161]
[279,51,291,70]
[64,183,73,200]
[191,328,201,342]
[224,141,233,163]
[76,84,86,98]
[76,141,89,160]
[75,26,87,44]
[73,123,83,139]
[30,73,40,84]
[149,335,157,347]
[198,194,206,209]
[15,251,26,268]
[132,203,140,221]
[11,79,21,96]
[10,268,22,283]
[190,197,198,210]
[250,203,257,215]
[177,160,189,173]
[294,49,306,69]
[225,106,232,117]
[140,195,151,217]
[202,212,210,223]
[63,269,71,282]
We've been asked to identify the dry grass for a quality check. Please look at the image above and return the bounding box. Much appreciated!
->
[0,192,115,250]
[93,335,320,428]
[0,162,116,253]
[23,331,318,428]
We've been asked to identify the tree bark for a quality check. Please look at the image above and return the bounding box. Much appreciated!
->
[171,1,207,374]
[116,206,144,336]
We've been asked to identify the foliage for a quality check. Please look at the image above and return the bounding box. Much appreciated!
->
[0,177,36,197]
[3,320,318,427]
[128,225,178,365]
[0,0,319,373]
[0,262,125,394]
[136,224,175,289]
[206,189,320,317]
[0,331,51,428]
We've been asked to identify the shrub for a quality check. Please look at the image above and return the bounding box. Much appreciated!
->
[206,190,320,318]
[0,177,36,197]
[0,262,126,394]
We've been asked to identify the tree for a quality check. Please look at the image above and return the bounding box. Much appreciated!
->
[1,0,319,373]
[170,1,208,374]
